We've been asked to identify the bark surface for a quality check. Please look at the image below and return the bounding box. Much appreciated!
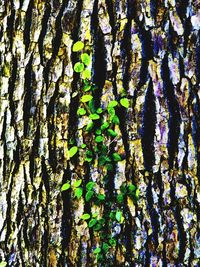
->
[0,0,200,266]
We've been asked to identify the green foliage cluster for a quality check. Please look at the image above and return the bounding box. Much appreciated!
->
[61,41,138,262]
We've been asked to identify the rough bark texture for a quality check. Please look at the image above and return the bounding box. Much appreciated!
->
[0,0,200,266]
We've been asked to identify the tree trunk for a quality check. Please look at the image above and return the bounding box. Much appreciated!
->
[0,0,200,266]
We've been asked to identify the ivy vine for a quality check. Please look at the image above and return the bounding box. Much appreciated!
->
[61,40,139,264]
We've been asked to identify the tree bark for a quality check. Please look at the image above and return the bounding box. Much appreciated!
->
[0,0,200,266]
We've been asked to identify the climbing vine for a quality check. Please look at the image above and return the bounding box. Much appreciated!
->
[61,41,139,264]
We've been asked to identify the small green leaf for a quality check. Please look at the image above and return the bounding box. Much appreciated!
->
[92,212,98,218]
[82,69,91,79]
[75,187,83,199]
[98,218,106,225]
[74,179,82,188]
[97,194,105,201]
[107,129,118,137]
[96,107,103,114]
[88,218,97,228]
[72,41,84,52]
[81,53,91,66]
[102,242,110,252]
[115,211,122,222]
[95,135,104,143]
[83,85,91,92]
[105,163,113,171]
[107,107,115,116]
[77,108,86,116]
[74,62,84,73]
[98,155,109,166]
[117,194,124,203]
[81,213,91,220]
[109,211,115,220]
[93,223,102,231]
[89,113,100,120]
[128,184,136,192]
[109,238,117,247]
[85,190,94,201]
[120,184,127,194]
[112,115,120,125]
[85,157,93,162]
[61,183,70,192]
[101,122,109,130]
[120,98,129,108]
[94,247,101,254]
[112,153,122,161]
[95,129,102,135]
[81,95,93,103]
[81,143,87,149]
[86,121,94,131]
[108,100,118,108]
[86,181,95,191]
[69,146,78,158]
[0,262,7,267]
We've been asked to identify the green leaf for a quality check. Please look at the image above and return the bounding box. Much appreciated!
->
[99,155,111,166]
[117,194,124,203]
[102,242,110,252]
[96,107,103,114]
[61,183,70,192]
[94,247,101,254]
[109,211,115,220]
[88,218,97,228]
[88,99,95,113]
[81,53,91,66]
[93,223,102,231]
[107,107,115,116]
[112,115,120,125]
[128,184,136,192]
[72,41,84,52]
[107,129,118,137]
[86,181,95,191]
[81,213,91,220]
[115,211,122,222]
[85,190,94,201]
[77,108,86,116]
[120,184,127,194]
[108,100,118,108]
[86,121,94,131]
[97,194,105,201]
[89,113,100,120]
[74,179,82,188]
[81,95,93,103]
[85,157,93,162]
[83,84,91,92]
[95,129,102,135]
[69,146,78,158]
[109,238,117,247]
[95,135,104,143]
[101,122,109,130]
[74,62,84,73]
[81,143,86,149]
[75,187,83,199]
[82,69,91,79]
[98,218,106,225]
[0,262,7,267]
[120,98,129,108]
[92,212,98,218]
[105,163,113,171]
[112,153,122,161]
